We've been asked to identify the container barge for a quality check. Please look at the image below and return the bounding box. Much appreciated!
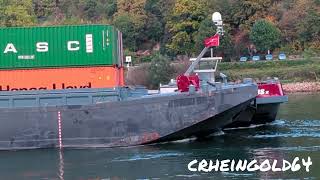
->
[0,16,286,150]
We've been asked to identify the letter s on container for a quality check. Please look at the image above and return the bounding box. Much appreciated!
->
[37,42,49,52]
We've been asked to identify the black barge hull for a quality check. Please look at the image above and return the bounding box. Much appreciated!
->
[0,84,257,150]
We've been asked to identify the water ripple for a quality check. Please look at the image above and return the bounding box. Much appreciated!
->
[254,146,320,152]
[252,133,320,138]
[175,174,201,178]
[221,172,254,177]
[111,152,185,162]
[275,119,320,127]
[249,119,320,139]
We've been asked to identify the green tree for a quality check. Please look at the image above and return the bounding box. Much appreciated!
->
[298,10,320,44]
[78,0,116,22]
[278,0,313,43]
[0,0,36,27]
[231,0,276,31]
[54,0,115,23]
[116,0,146,15]
[104,0,117,18]
[144,0,165,42]
[113,0,148,50]
[148,53,174,89]
[146,0,175,53]
[143,15,163,42]
[55,0,80,21]
[32,0,55,21]
[277,0,320,53]
[81,0,100,21]
[166,0,206,56]
[250,19,281,52]
[113,14,140,50]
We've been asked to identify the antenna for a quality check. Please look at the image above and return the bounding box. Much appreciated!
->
[212,12,222,26]
[212,12,224,36]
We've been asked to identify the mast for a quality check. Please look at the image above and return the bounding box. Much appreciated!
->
[184,12,224,76]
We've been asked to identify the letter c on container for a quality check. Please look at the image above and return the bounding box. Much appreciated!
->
[68,41,80,51]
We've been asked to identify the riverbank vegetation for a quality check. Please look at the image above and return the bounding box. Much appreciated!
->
[219,58,320,93]
[1,0,319,62]
[218,58,320,83]
[1,0,319,91]
[126,58,320,90]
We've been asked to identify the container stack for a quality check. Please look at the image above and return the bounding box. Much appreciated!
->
[0,25,124,92]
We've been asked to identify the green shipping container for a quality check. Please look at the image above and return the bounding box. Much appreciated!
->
[0,25,123,69]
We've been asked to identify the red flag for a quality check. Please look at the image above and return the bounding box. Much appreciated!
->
[204,34,220,47]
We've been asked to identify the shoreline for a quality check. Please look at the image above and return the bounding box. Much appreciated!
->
[282,82,320,94]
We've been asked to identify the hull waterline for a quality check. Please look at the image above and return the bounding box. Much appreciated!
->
[252,95,288,124]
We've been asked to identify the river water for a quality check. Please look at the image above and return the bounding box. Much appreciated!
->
[0,93,319,180]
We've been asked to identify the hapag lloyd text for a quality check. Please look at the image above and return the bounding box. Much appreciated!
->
[0,83,92,91]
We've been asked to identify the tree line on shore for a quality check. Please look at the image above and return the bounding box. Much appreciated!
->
[0,0,319,62]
